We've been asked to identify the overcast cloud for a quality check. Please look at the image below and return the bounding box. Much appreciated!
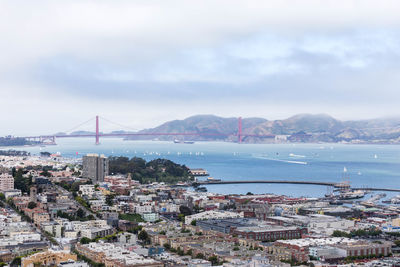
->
[1,0,400,135]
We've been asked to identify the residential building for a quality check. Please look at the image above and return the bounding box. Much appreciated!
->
[232,225,307,242]
[142,213,160,222]
[309,246,347,261]
[0,173,14,192]
[76,242,163,267]
[185,210,243,225]
[4,189,21,199]
[335,240,393,257]
[82,154,109,183]
[58,260,89,267]
[21,249,77,267]
[33,211,51,227]
[79,185,95,198]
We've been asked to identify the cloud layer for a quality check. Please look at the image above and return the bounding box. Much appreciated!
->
[1,0,400,135]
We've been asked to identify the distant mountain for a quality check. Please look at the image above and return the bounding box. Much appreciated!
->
[125,114,400,144]
[70,131,95,135]
[128,115,267,141]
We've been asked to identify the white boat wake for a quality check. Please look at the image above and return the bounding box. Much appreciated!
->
[253,155,308,165]
[289,153,306,158]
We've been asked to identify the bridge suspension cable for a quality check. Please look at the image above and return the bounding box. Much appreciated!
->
[99,116,139,132]
[61,116,96,134]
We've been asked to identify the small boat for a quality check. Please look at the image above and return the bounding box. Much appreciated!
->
[207,177,221,182]
[195,186,207,192]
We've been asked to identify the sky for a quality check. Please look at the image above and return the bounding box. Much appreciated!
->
[1,0,400,135]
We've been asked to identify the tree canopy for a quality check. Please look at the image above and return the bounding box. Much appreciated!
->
[108,156,193,184]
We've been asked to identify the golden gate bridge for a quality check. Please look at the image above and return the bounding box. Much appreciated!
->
[20,115,275,145]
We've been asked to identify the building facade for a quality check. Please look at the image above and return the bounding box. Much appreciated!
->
[0,173,14,192]
[21,249,77,267]
[82,154,109,183]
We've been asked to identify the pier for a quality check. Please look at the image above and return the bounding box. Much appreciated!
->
[189,180,400,192]
[194,180,337,187]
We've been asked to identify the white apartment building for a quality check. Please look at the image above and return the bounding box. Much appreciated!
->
[185,210,243,225]
[132,204,154,215]
[4,189,21,199]
[79,185,95,197]
[77,242,162,267]
[307,214,355,235]
[142,213,159,222]
[13,233,41,243]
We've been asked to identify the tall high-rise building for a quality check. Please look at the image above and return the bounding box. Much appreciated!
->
[0,173,14,192]
[82,154,109,184]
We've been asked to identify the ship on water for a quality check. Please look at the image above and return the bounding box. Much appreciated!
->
[195,186,207,192]
[173,139,195,144]
[338,189,365,200]
[206,177,221,182]
[326,167,366,201]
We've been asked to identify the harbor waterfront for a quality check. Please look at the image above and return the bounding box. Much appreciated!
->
[6,138,400,198]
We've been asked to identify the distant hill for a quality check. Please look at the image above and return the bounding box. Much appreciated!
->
[125,114,400,144]
[127,115,267,142]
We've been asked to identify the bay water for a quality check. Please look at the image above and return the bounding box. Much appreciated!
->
[7,138,400,199]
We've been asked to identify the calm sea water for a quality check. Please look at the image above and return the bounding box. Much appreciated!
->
[5,138,400,198]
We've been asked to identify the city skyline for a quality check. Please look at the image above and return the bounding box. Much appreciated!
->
[1,1,400,135]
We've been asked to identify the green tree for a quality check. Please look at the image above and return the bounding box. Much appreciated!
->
[40,169,51,177]
[10,256,21,267]
[177,247,184,256]
[191,220,197,226]
[332,230,351,238]
[208,256,218,265]
[195,253,204,259]
[28,202,37,209]
[13,168,32,193]
[106,194,116,206]
[77,208,85,218]
[138,230,149,241]
[179,205,192,216]
[80,237,92,244]
[108,156,193,184]
[177,213,185,222]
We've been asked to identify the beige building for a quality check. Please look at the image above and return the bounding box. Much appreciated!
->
[33,211,50,227]
[76,242,163,267]
[21,249,77,267]
[0,173,14,192]
[391,218,400,227]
